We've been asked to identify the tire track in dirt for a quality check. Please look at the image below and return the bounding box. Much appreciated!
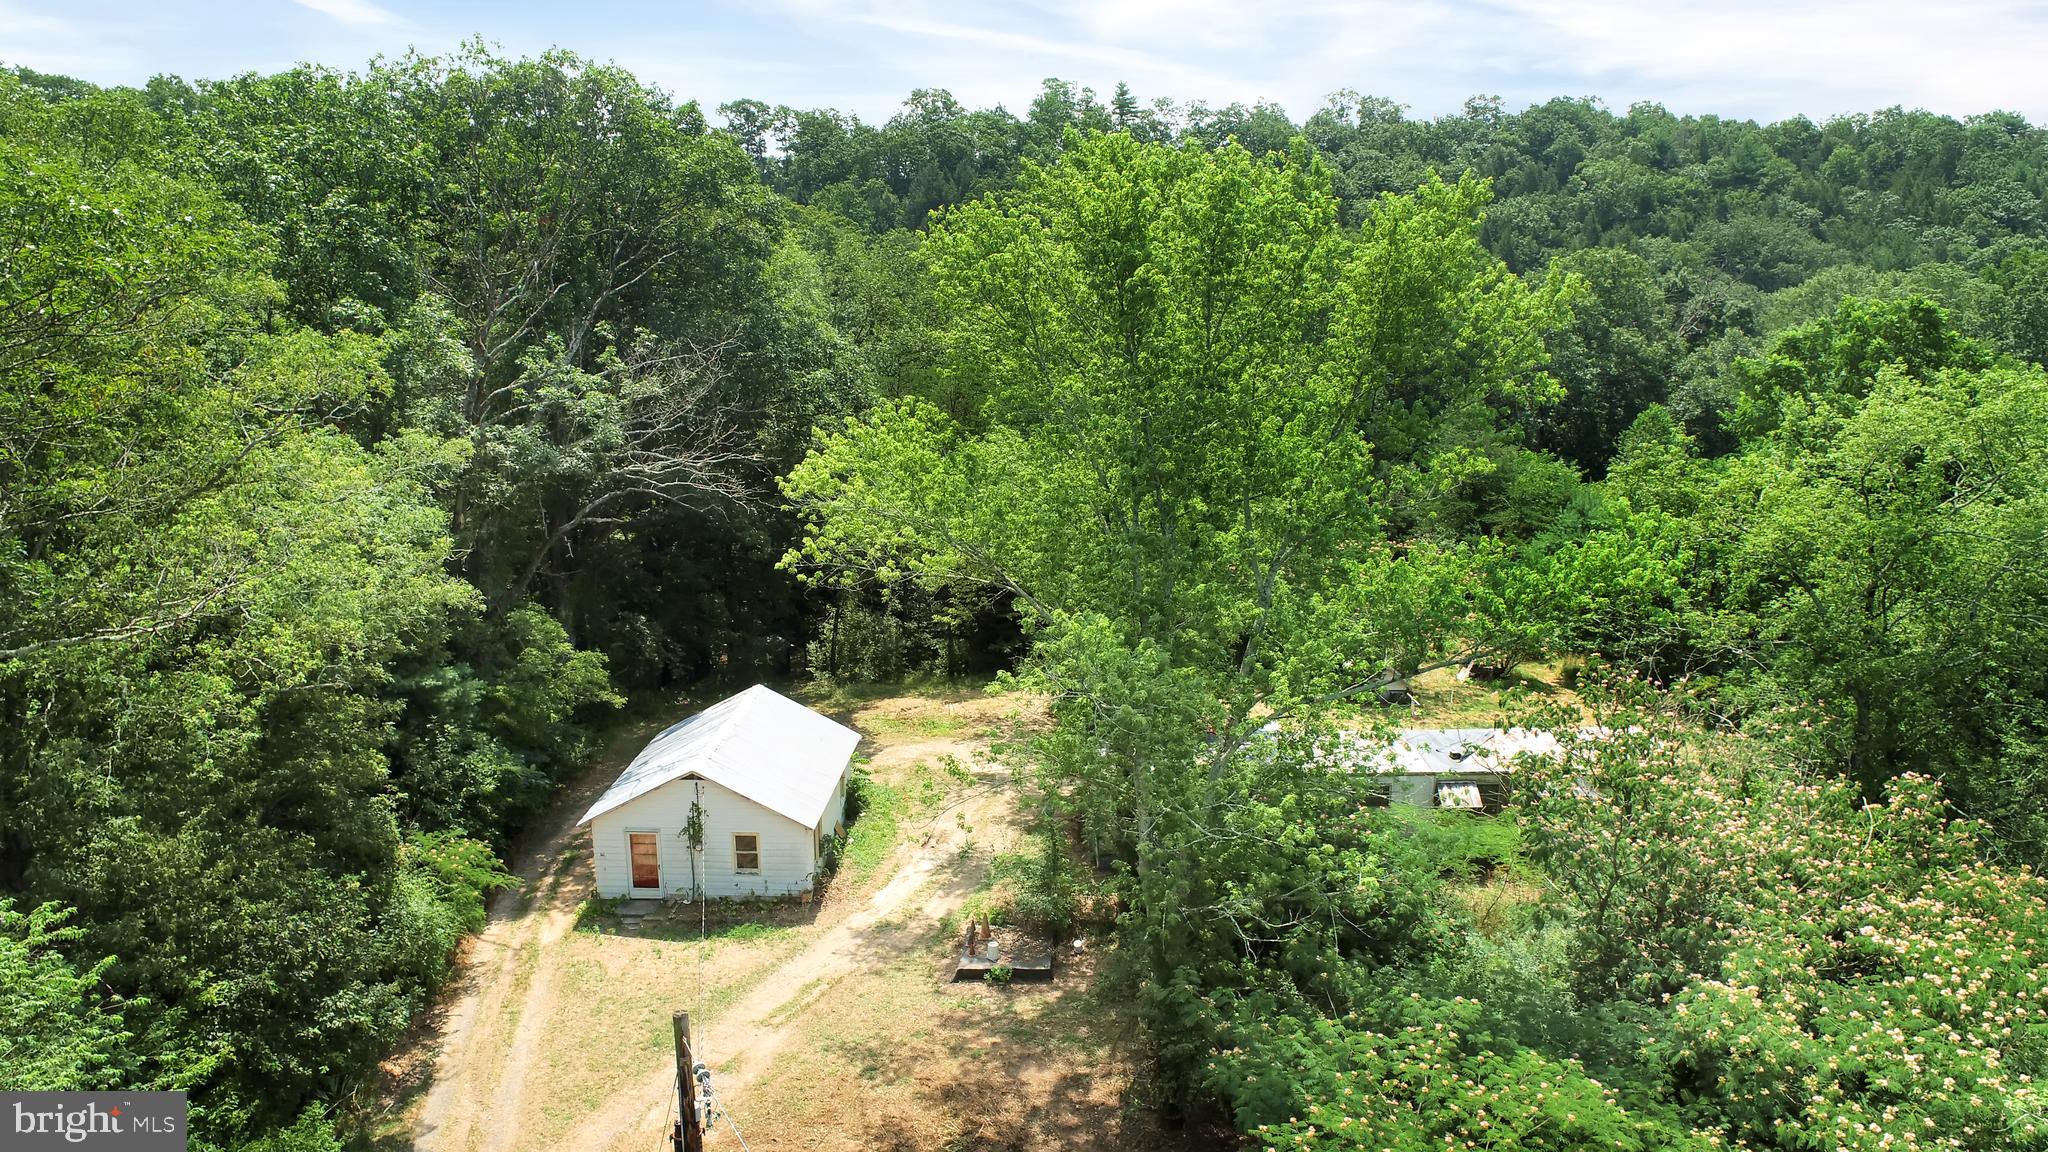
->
[413,724,653,1152]
[584,770,1016,1152]
[407,693,1031,1152]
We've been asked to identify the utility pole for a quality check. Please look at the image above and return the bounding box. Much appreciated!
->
[673,1012,703,1152]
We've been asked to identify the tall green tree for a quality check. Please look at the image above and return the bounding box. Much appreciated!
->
[1531,246,1680,474]
[786,137,1571,1105]
[0,72,502,1145]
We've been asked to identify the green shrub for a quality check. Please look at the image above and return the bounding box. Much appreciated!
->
[1006,828,1079,936]
[233,1108,344,1152]
[834,771,902,884]
[573,896,623,933]
[0,900,129,1090]
[1404,809,1525,881]
[379,832,515,995]
[1205,992,1703,1151]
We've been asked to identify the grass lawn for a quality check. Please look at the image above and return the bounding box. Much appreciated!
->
[1334,658,1590,729]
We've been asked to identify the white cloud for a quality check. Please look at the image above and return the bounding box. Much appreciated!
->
[757,0,2048,122]
[755,0,1280,113]
[0,0,145,77]
[4,0,2047,123]
[289,0,397,29]
[1476,0,2048,117]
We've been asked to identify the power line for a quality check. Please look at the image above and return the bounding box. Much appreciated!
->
[669,798,742,1152]
[718,1103,754,1152]
[693,1063,750,1152]
[659,1069,679,1151]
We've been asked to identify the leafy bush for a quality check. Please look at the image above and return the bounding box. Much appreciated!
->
[1403,809,1525,881]
[806,599,921,681]
[0,900,130,1090]
[843,763,874,824]
[378,832,515,993]
[1514,702,2048,1151]
[1000,828,1080,937]
[832,768,902,884]
[230,1108,345,1152]
[1206,985,1705,1151]
[1160,689,2048,1152]
[572,896,624,934]
[386,607,622,845]
[1644,772,2048,1150]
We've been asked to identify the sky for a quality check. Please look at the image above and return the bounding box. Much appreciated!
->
[6,0,2048,126]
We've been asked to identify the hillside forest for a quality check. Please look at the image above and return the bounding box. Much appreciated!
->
[2,51,2046,1151]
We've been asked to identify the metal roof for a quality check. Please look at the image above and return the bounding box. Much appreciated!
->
[1361,727,1564,776]
[577,685,860,829]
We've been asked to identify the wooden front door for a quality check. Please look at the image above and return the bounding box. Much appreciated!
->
[628,832,661,893]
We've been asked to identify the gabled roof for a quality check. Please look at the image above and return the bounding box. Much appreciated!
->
[577,685,860,829]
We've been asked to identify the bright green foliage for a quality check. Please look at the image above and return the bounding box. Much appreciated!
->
[233,1110,346,1152]
[1208,998,1706,1151]
[1987,248,2048,363]
[786,131,1576,1132]
[1727,361,2046,791]
[1533,247,1682,475]
[0,58,678,1145]
[789,140,1568,698]
[786,120,2048,1152]
[0,901,131,1090]
[1561,302,2048,855]
[1188,692,2048,1152]
[1521,722,1768,1000]
[1541,506,1689,665]
[1516,706,2048,1152]
[1659,774,2048,1151]
[189,65,425,327]
[379,833,517,994]
[787,143,1571,907]
[1730,295,1989,439]
[14,48,2048,1152]
[177,46,859,685]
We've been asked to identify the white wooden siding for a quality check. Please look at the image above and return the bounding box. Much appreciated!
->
[589,776,819,898]
[812,767,851,847]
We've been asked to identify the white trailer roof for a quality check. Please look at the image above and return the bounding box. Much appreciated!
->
[1363,727,1564,776]
[577,684,860,829]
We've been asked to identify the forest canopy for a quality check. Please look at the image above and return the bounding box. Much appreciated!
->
[2,51,2045,1152]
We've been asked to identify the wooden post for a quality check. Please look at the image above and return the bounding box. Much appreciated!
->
[673,1012,703,1152]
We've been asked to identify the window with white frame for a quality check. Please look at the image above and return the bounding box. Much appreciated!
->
[1435,781,1483,810]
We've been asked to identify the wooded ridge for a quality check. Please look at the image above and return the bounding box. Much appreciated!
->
[2,53,2045,1151]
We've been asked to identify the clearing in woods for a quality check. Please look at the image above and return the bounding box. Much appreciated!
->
[374,681,1199,1152]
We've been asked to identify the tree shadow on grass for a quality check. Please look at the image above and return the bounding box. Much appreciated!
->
[574,893,823,941]
[822,948,1232,1152]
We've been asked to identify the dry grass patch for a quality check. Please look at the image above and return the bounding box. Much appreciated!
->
[1339,659,1590,729]
[730,942,1194,1152]
[380,680,1202,1152]
[517,927,805,1147]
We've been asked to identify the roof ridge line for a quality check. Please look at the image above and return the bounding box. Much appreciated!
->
[705,684,765,761]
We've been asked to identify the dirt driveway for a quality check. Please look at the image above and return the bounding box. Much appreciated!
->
[381,684,1193,1152]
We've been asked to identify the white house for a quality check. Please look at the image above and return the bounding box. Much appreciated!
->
[578,684,860,900]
